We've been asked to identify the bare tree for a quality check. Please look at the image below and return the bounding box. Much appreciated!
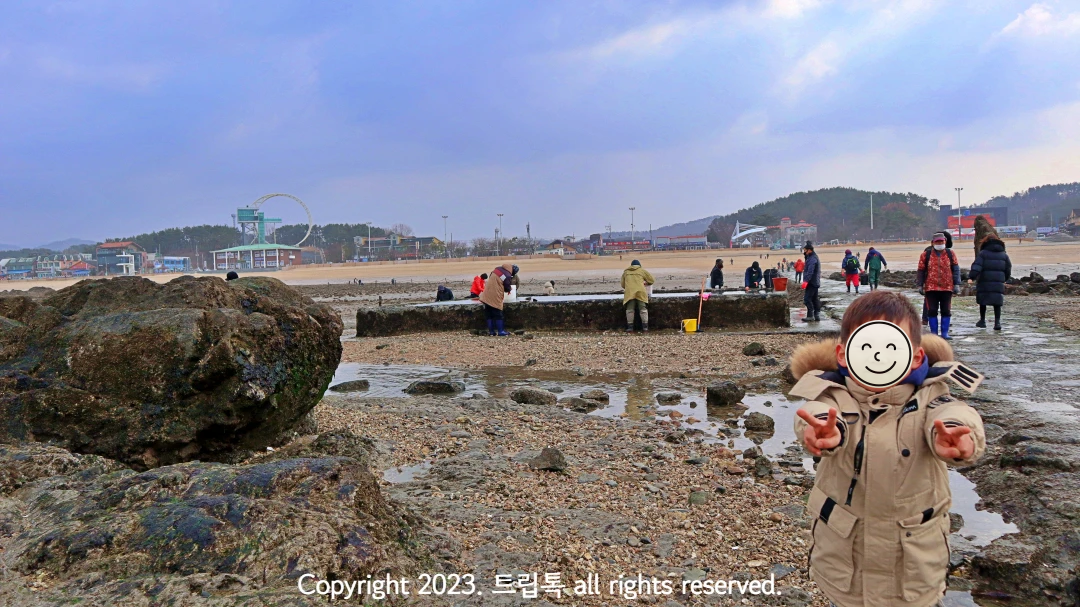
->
[389,223,414,236]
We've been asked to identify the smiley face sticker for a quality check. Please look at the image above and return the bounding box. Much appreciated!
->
[845,320,915,389]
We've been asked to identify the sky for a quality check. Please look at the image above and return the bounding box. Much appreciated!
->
[2,0,1079,246]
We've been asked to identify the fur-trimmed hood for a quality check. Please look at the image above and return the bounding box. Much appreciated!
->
[790,333,953,380]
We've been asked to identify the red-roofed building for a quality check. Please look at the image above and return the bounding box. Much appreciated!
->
[96,241,147,275]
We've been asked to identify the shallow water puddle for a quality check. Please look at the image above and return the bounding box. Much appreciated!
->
[330,362,1016,556]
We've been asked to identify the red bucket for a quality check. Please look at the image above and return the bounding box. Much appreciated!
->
[771,277,788,292]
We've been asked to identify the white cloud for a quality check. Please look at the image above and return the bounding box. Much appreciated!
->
[1000,3,1080,38]
[782,40,841,91]
[565,15,722,61]
[34,55,165,91]
[765,0,826,19]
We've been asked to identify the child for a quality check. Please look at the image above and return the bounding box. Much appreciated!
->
[789,291,985,607]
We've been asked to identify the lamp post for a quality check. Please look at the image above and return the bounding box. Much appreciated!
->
[442,215,448,258]
[497,213,504,255]
[955,187,963,239]
[629,207,636,252]
[366,223,372,260]
[870,193,874,232]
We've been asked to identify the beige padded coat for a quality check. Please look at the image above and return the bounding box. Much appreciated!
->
[789,334,986,607]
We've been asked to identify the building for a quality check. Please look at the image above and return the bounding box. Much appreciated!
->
[778,218,818,247]
[96,241,147,275]
[0,258,36,278]
[33,254,91,278]
[211,243,300,270]
[940,205,1008,227]
[654,235,708,250]
[1065,209,1080,236]
[158,256,191,272]
[601,239,652,252]
[353,234,443,259]
[537,240,578,256]
[68,260,96,276]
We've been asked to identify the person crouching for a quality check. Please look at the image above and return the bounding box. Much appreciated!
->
[469,273,487,299]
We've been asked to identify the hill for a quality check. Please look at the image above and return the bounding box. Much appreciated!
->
[974,182,1080,228]
[694,187,939,244]
[38,238,96,251]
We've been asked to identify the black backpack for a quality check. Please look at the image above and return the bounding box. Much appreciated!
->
[845,256,859,271]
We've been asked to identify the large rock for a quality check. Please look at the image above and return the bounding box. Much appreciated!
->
[405,379,466,395]
[744,412,776,432]
[0,276,343,469]
[707,381,746,407]
[509,387,558,406]
[0,439,424,605]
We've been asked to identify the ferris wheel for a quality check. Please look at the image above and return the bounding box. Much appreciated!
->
[236,193,314,247]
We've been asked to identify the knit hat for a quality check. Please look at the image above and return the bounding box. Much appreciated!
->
[932,234,946,243]
[631,259,641,266]
[845,249,852,254]
[804,241,814,251]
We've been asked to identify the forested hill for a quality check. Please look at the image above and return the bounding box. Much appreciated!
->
[975,182,1080,227]
[700,187,940,243]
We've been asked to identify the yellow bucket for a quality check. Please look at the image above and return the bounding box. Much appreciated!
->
[682,319,698,333]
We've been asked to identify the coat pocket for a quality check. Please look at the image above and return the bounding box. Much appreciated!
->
[808,485,859,593]
[898,497,951,601]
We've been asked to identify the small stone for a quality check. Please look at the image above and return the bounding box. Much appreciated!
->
[529,447,568,472]
[375,344,389,350]
[769,512,784,522]
[627,537,641,547]
[449,430,472,438]
[949,512,964,533]
[685,456,710,466]
[689,491,712,506]
[577,473,600,484]
[581,389,610,402]
[524,358,538,366]
[328,379,370,393]
[683,568,707,583]
[656,392,682,404]
[725,466,747,475]
[742,342,767,356]
[645,484,660,493]
[706,381,746,407]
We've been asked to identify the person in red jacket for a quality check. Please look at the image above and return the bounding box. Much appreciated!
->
[794,257,805,283]
[917,233,960,339]
[469,273,488,299]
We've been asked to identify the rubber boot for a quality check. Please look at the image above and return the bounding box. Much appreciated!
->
[487,319,495,336]
[626,324,634,332]
[940,316,952,340]
[495,319,509,336]
[994,306,1002,331]
[929,317,939,335]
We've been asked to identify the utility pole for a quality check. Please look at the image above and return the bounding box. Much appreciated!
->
[649,224,653,250]
[526,222,531,248]
[442,215,448,258]
[870,193,874,232]
[629,207,636,252]
[955,187,963,239]
[366,223,372,260]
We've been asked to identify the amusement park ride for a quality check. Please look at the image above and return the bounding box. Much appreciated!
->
[234,193,314,247]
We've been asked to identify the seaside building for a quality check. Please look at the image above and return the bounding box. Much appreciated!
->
[211,243,300,270]
[96,241,147,275]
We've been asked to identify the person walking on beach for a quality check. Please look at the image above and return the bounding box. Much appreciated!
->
[969,235,1011,331]
[709,258,724,290]
[841,249,861,294]
[917,233,960,339]
[865,247,887,290]
[621,260,654,332]
[479,263,516,336]
[800,242,821,322]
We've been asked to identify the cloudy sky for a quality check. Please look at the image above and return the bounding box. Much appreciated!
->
[2,0,1079,246]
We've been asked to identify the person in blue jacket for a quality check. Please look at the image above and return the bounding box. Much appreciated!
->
[744,261,763,290]
[969,235,1012,330]
[800,241,821,322]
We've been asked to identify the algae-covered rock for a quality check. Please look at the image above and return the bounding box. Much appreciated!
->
[0,438,425,605]
[509,387,558,406]
[0,275,343,469]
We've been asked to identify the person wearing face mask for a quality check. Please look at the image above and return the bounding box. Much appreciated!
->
[916,233,960,340]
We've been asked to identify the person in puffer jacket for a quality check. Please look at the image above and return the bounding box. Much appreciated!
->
[916,234,960,339]
[791,290,985,607]
[841,249,861,294]
[969,235,1011,331]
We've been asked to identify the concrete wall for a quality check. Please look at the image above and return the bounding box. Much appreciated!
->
[356,294,789,337]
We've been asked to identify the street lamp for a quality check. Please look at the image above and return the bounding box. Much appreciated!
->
[955,187,963,238]
[365,222,372,260]
[870,193,874,232]
[629,207,636,252]
[497,213,504,256]
[442,215,448,258]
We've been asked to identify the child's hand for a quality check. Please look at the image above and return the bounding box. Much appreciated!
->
[796,408,841,456]
[933,420,974,460]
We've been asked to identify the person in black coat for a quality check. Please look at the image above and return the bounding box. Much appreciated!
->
[709,259,724,289]
[744,261,762,290]
[969,235,1012,330]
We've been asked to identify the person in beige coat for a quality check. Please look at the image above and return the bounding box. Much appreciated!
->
[621,260,654,332]
[789,291,986,607]
[478,262,516,336]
